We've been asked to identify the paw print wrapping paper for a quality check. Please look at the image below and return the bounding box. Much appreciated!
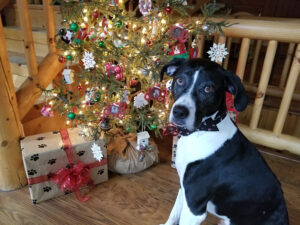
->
[21,128,108,204]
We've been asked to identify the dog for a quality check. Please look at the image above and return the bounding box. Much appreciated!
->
[160,58,289,225]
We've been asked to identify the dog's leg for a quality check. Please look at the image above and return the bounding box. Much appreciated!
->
[160,188,183,225]
[179,197,207,225]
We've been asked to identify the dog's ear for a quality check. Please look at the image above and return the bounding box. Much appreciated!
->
[160,58,186,81]
[222,70,248,112]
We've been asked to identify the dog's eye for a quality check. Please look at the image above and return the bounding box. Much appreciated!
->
[176,78,184,86]
[204,85,214,93]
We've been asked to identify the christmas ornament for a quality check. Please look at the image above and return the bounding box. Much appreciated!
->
[60,29,74,44]
[166,79,173,91]
[202,23,209,31]
[105,62,124,81]
[103,102,126,119]
[91,142,103,161]
[112,32,128,48]
[122,90,130,105]
[87,30,96,40]
[126,127,133,132]
[76,25,88,41]
[207,43,228,63]
[189,39,198,59]
[141,68,148,76]
[85,87,102,105]
[130,79,137,86]
[164,6,172,14]
[98,41,105,48]
[58,55,66,63]
[100,118,110,131]
[41,104,54,117]
[115,20,122,28]
[108,0,119,6]
[74,38,83,45]
[68,112,76,120]
[133,93,148,108]
[144,84,166,102]
[100,18,109,38]
[136,131,150,150]
[146,39,152,46]
[139,0,152,16]
[66,54,73,61]
[163,123,178,136]
[82,51,96,69]
[62,69,75,84]
[92,11,99,19]
[168,24,189,59]
[77,84,83,91]
[70,22,79,32]
[150,124,157,130]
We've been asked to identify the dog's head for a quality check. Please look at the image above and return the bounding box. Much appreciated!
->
[161,58,248,130]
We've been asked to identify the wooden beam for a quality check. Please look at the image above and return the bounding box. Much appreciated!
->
[280,43,296,88]
[43,0,56,53]
[223,37,232,70]
[239,124,300,156]
[0,17,27,191]
[0,0,9,10]
[16,53,65,120]
[16,0,39,77]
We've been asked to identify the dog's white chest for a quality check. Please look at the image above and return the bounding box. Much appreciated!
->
[175,115,237,184]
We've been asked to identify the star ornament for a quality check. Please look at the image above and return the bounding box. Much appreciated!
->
[134,93,148,108]
[91,142,103,161]
[207,43,228,63]
[82,51,96,69]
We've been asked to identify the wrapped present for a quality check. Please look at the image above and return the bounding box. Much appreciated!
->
[21,128,108,204]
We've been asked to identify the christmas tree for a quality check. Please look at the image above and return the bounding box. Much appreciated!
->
[43,0,230,140]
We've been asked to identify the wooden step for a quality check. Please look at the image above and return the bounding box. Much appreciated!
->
[4,26,48,57]
[3,4,62,29]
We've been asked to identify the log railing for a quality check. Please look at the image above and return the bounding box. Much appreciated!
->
[194,18,300,155]
[0,0,64,191]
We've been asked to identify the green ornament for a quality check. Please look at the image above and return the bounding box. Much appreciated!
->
[98,41,105,48]
[68,112,76,120]
[94,91,102,102]
[74,38,82,44]
[70,22,79,32]
[115,20,122,28]
[150,124,157,130]
[126,127,133,132]
[66,54,73,61]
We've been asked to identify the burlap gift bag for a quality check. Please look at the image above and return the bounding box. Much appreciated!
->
[107,129,159,174]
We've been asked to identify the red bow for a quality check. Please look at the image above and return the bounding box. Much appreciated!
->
[50,161,92,202]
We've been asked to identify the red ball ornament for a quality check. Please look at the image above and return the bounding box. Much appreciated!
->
[130,80,137,86]
[165,6,172,14]
[58,56,66,63]
[116,74,122,81]
[92,11,99,19]
[146,39,152,46]
[114,66,121,74]
[77,84,82,91]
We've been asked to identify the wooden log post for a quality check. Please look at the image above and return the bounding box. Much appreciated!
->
[16,0,39,78]
[250,40,278,129]
[43,0,56,54]
[279,43,296,88]
[273,44,300,136]
[223,37,232,70]
[0,17,27,191]
[249,40,262,84]
[235,38,250,80]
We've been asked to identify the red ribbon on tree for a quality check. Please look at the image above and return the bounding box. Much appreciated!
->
[27,129,107,202]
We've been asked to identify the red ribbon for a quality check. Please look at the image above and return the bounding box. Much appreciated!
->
[27,129,107,202]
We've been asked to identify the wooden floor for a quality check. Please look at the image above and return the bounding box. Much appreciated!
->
[1,136,300,225]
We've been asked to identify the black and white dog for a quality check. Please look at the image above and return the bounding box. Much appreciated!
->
[160,58,289,225]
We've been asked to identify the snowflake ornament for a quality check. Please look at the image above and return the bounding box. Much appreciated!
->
[207,43,228,63]
[82,51,96,69]
[91,142,103,161]
[134,93,148,108]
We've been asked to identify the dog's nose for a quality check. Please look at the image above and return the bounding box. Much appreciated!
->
[173,105,189,119]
